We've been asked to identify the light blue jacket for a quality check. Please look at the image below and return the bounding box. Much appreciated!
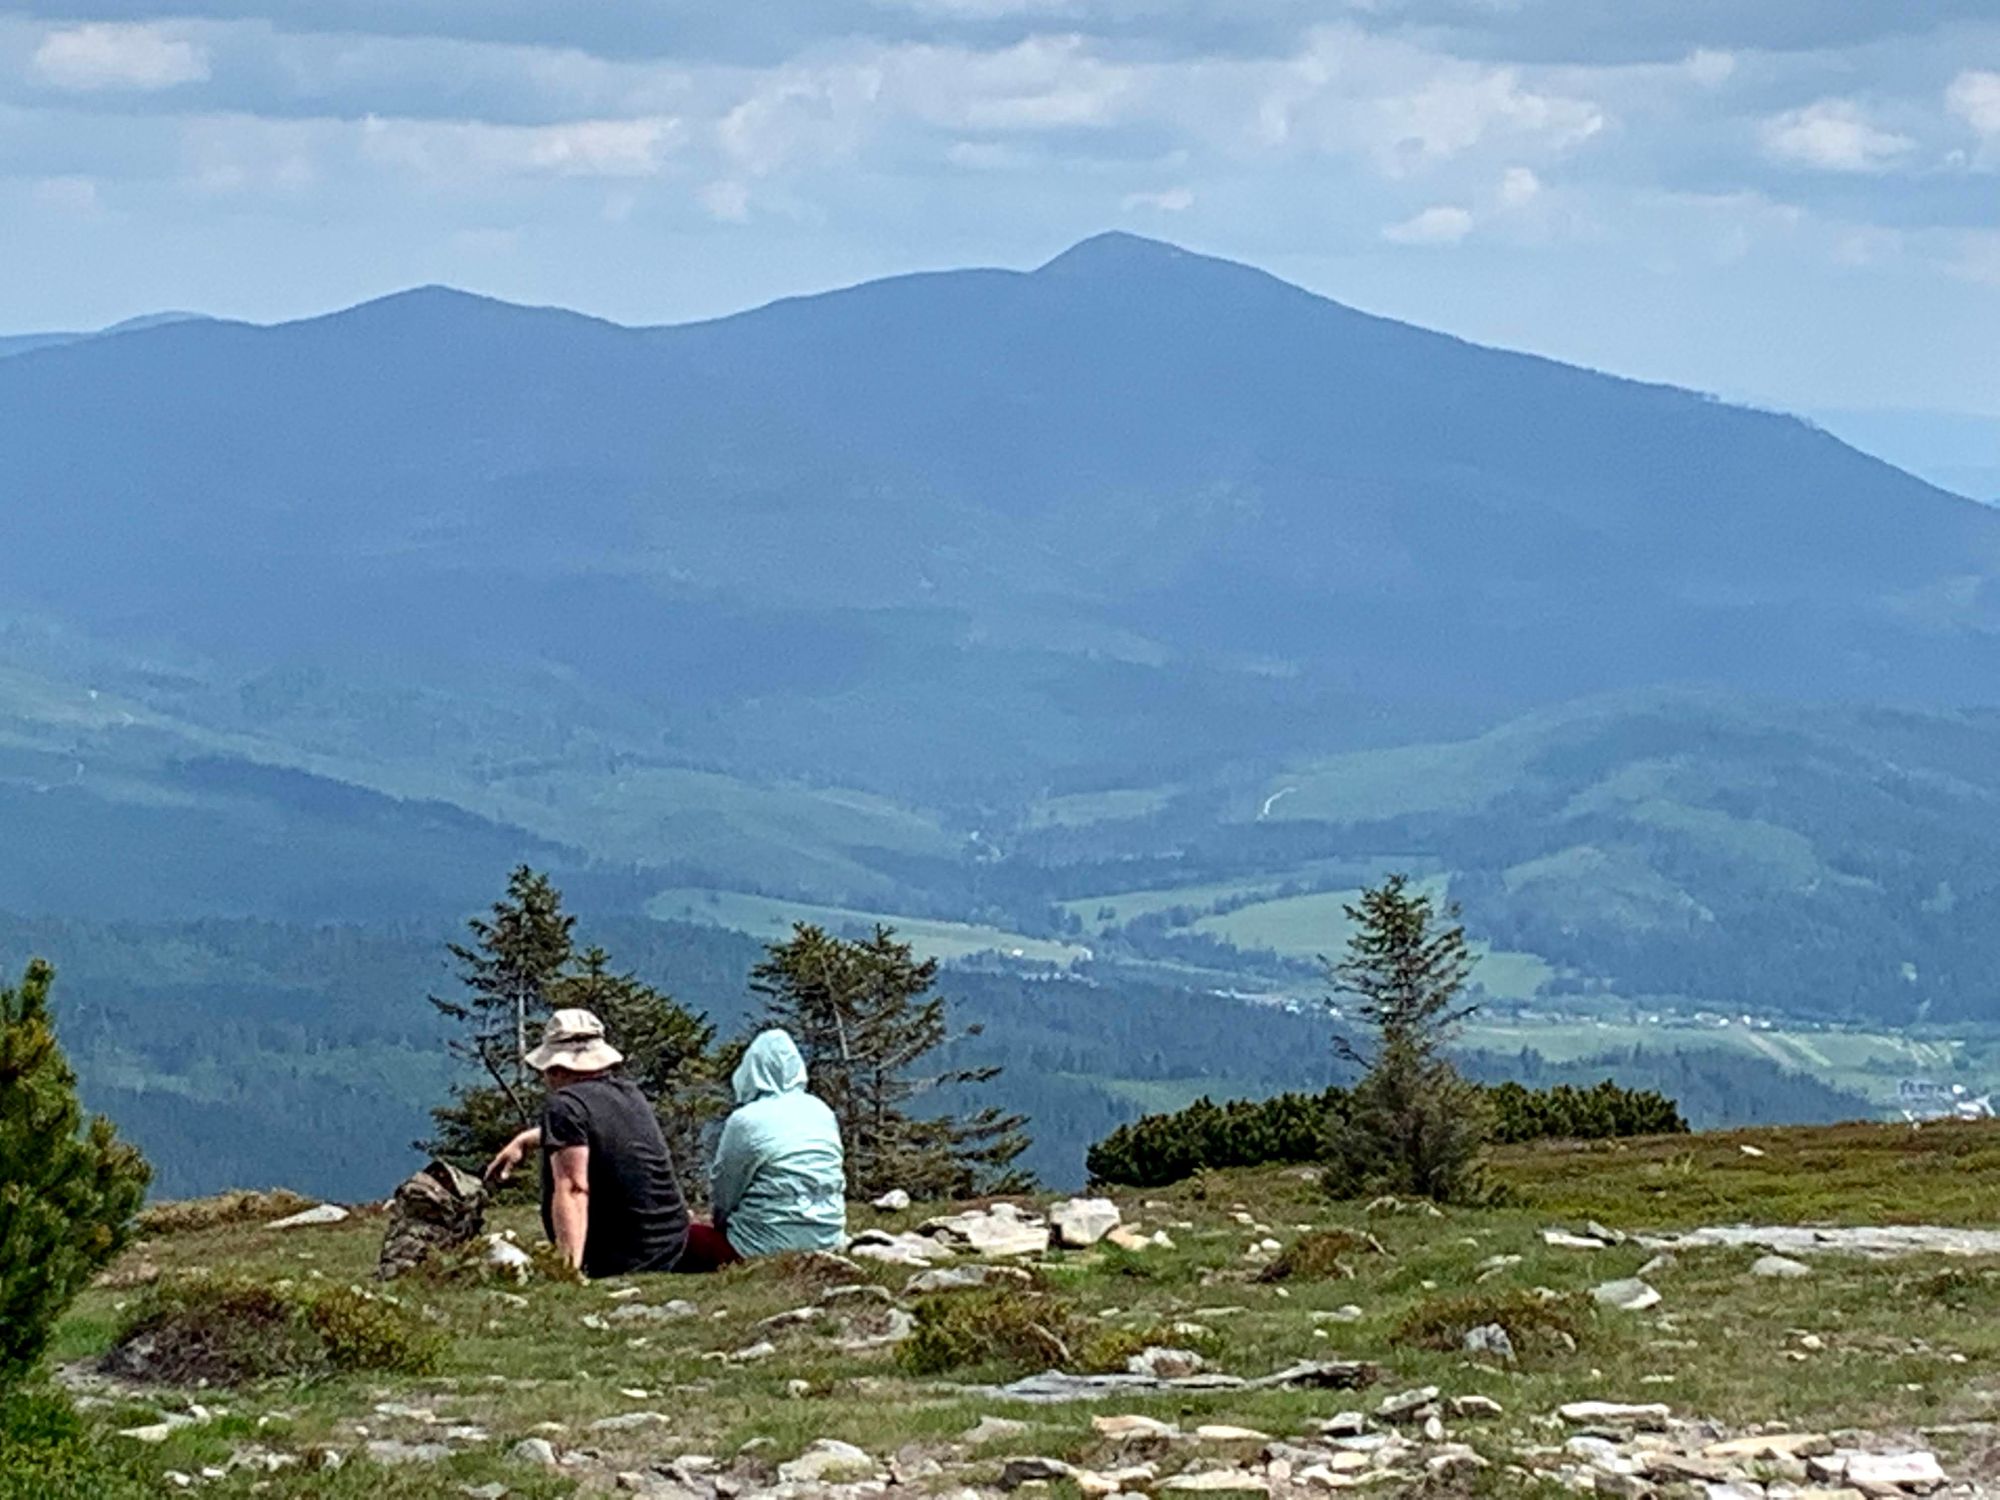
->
[711,1029,848,1257]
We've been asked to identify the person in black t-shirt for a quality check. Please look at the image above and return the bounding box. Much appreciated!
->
[484,1008,700,1277]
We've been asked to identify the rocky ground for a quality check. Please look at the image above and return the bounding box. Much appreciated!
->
[39,1123,2000,1498]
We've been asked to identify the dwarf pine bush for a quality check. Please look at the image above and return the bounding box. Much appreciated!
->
[0,960,151,1391]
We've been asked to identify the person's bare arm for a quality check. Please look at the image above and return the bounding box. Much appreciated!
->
[484,1126,541,1184]
[549,1144,590,1272]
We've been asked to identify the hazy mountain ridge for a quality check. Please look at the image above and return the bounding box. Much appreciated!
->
[7,235,2000,1194]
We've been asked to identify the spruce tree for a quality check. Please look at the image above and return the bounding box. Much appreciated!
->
[1,960,151,1390]
[750,924,1031,1199]
[554,947,721,1198]
[1322,874,1490,1203]
[425,866,576,1162]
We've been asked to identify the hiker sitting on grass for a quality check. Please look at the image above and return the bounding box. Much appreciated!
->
[484,1008,736,1276]
[709,1028,848,1259]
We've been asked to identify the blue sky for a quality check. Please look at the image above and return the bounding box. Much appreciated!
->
[2,2,1996,423]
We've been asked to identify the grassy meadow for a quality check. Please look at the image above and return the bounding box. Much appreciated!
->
[20,1121,2000,1498]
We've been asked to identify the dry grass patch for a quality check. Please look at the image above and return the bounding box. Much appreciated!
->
[1256,1228,1385,1282]
[135,1190,318,1236]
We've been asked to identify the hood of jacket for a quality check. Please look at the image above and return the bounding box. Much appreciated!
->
[733,1028,808,1104]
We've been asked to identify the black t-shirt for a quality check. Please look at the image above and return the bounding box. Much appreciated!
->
[539,1075,690,1278]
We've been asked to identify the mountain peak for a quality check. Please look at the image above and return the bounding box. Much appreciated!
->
[1035,231,1207,278]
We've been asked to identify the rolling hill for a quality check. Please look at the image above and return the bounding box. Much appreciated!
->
[6,234,2000,1193]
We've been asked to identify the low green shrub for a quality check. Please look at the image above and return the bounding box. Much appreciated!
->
[1392,1288,1593,1358]
[104,1276,440,1386]
[0,1385,151,1500]
[306,1287,443,1375]
[1086,1090,1345,1189]
[1088,1079,1687,1189]
[1487,1081,1688,1144]
[895,1288,1082,1376]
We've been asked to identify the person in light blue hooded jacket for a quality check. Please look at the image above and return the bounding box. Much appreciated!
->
[710,1028,847,1258]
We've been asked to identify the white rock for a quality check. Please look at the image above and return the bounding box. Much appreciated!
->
[268,1204,349,1229]
[873,1189,913,1212]
[608,1299,699,1324]
[1842,1452,1944,1490]
[849,1229,955,1266]
[779,1439,876,1485]
[1752,1255,1814,1279]
[118,1422,187,1444]
[364,1439,449,1466]
[1376,1388,1440,1422]
[906,1264,1032,1295]
[1740,1144,1767,1157]
[1704,1433,1832,1461]
[1558,1402,1671,1428]
[1050,1198,1123,1248]
[1195,1425,1270,1443]
[1593,1278,1662,1312]
[589,1412,671,1432]
[962,1416,1032,1445]
[1463,1323,1516,1362]
[486,1235,533,1280]
[1162,1471,1271,1493]
[508,1440,564,1472]
[1544,1230,1610,1249]
[922,1203,1051,1257]
[1094,1415,1178,1440]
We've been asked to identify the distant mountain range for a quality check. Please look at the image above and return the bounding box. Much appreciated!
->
[0,311,210,361]
[6,237,2000,1193]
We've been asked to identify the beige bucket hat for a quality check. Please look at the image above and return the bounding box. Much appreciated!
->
[525,1008,624,1073]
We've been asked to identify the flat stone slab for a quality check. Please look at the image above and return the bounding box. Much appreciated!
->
[980,1360,1374,1405]
[1655,1225,2000,1258]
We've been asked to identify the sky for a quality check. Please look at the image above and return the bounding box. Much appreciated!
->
[2,2,1996,422]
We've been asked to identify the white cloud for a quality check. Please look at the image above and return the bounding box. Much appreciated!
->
[32,175,102,213]
[1121,185,1194,213]
[181,115,318,196]
[34,23,209,92]
[1383,204,1473,244]
[1497,165,1541,207]
[1761,99,1914,173]
[1370,67,1603,175]
[1684,50,1737,88]
[362,115,682,180]
[1250,31,1607,179]
[1947,71,2000,140]
[701,178,751,221]
[892,36,1134,132]
[717,70,879,175]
